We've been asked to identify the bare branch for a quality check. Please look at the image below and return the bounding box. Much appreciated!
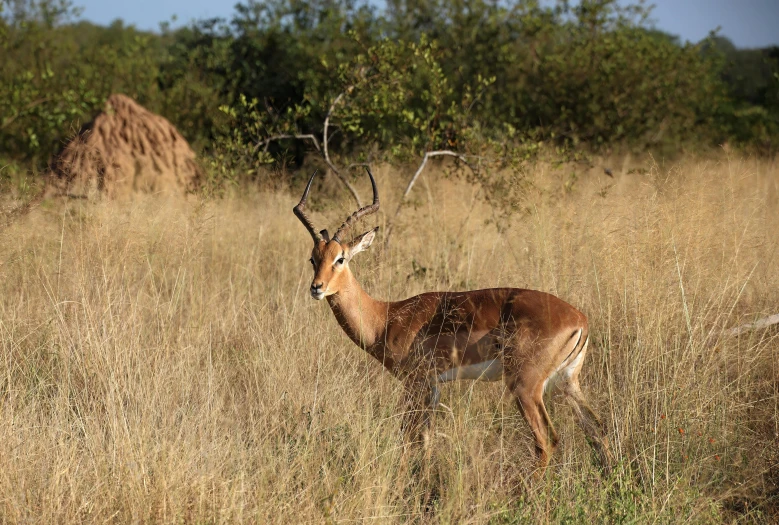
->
[256,134,321,154]
[254,128,362,207]
[385,150,476,247]
[346,162,371,169]
[321,91,363,207]
[722,314,779,337]
[331,174,361,207]
[333,166,380,243]
[323,91,345,170]
[400,151,474,201]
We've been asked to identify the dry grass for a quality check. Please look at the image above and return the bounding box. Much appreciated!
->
[0,155,777,523]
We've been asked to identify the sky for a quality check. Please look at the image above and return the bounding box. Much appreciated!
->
[74,0,779,49]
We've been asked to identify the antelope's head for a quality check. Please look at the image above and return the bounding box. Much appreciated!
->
[293,168,379,300]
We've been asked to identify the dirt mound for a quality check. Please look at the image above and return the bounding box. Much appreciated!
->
[49,94,201,197]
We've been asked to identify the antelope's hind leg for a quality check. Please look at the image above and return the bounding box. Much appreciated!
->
[560,338,614,474]
[502,345,558,477]
[510,381,557,477]
[502,332,569,477]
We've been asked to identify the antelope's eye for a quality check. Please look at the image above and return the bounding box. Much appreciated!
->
[309,257,315,266]
[336,257,345,265]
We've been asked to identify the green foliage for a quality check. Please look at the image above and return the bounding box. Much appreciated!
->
[216,0,741,173]
[0,0,99,162]
[227,32,494,156]
[515,3,726,150]
[703,37,779,152]
[0,0,175,172]
[1,0,778,181]
[156,18,236,151]
[0,0,233,171]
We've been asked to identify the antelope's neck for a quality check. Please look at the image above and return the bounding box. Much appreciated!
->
[326,272,387,351]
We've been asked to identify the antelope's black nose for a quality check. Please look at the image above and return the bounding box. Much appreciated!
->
[310,282,325,299]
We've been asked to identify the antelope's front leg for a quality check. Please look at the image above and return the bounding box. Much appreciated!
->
[399,378,436,447]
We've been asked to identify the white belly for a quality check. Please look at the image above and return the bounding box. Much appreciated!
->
[436,359,504,383]
[429,359,504,409]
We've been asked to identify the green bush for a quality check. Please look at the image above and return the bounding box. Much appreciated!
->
[1,0,778,180]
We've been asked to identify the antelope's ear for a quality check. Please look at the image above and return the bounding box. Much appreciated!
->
[348,227,378,258]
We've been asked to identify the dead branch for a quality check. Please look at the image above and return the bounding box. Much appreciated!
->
[384,150,476,247]
[323,92,345,174]
[722,314,779,337]
[257,134,321,154]
[253,89,363,207]
[255,129,361,207]
[321,91,362,207]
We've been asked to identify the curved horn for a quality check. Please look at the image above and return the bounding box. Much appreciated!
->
[293,170,323,242]
[333,166,379,243]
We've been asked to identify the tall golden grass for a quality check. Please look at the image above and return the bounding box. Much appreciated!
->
[0,155,777,523]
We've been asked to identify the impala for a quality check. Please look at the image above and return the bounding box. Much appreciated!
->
[294,167,613,474]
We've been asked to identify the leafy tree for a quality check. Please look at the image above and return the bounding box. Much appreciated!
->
[0,0,170,169]
[2,0,778,185]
